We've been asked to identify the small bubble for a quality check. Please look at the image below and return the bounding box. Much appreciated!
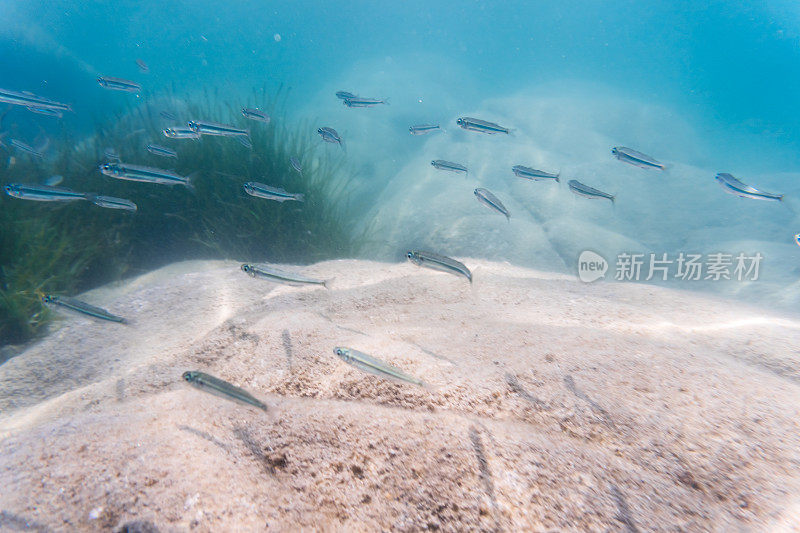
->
[274,33,282,42]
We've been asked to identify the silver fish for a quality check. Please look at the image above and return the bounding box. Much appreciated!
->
[146,143,178,158]
[42,295,127,323]
[431,160,467,174]
[290,157,302,174]
[333,347,427,387]
[243,182,304,202]
[188,119,249,137]
[9,139,43,158]
[715,173,783,202]
[455,116,510,134]
[512,165,559,182]
[26,106,63,118]
[317,126,342,147]
[4,183,86,202]
[474,188,510,220]
[409,124,441,135]
[99,161,194,189]
[611,147,665,170]
[163,126,201,140]
[241,264,327,287]
[568,179,615,203]
[0,88,71,112]
[182,370,268,411]
[97,76,141,93]
[335,91,356,100]
[241,108,270,123]
[406,250,472,283]
[89,195,137,211]
[342,96,389,107]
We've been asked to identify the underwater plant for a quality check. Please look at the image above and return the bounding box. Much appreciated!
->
[0,87,361,347]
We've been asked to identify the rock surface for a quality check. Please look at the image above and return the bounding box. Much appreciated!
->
[1,259,799,531]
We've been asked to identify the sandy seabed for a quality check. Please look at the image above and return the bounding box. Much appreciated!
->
[0,259,799,532]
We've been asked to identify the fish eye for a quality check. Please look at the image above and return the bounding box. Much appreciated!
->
[241,264,250,272]
[407,252,413,259]
[456,118,463,125]
[334,348,342,355]
[182,372,192,381]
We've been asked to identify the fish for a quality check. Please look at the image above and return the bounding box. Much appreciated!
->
[4,183,87,202]
[512,165,559,182]
[0,87,71,112]
[42,294,127,323]
[409,124,441,135]
[431,160,467,175]
[136,58,149,72]
[715,173,783,202]
[9,139,44,158]
[243,182,304,202]
[26,106,63,118]
[163,126,201,140]
[187,119,249,138]
[97,76,141,93]
[568,179,615,203]
[182,370,268,411]
[335,91,356,100]
[99,161,194,189]
[317,126,343,147]
[612,146,665,170]
[474,188,510,220]
[104,147,121,161]
[5,183,137,211]
[241,263,327,287]
[342,96,389,107]
[241,108,270,123]
[45,175,63,186]
[89,195,138,211]
[146,143,178,158]
[406,250,472,283]
[290,157,302,174]
[333,347,428,387]
[455,116,510,134]
[159,110,178,121]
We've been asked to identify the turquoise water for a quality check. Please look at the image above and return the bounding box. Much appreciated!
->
[2,0,800,337]
[3,4,800,530]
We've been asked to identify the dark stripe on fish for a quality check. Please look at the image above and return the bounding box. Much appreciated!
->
[182,370,268,411]
[611,147,665,170]
[568,179,615,203]
[43,295,127,323]
[407,250,472,283]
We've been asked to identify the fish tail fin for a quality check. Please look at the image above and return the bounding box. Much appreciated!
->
[323,278,335,289]
[555,173,561,184]
[84,192,97,204]
[340,139,347,154]
[421,380,441,393]
[294,193,305,202]
[383,98,390,106]
[185,171,200,193]
[238,135,253,149]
